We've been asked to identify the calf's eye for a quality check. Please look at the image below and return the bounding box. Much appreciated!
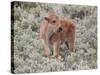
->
[52,20,56,23]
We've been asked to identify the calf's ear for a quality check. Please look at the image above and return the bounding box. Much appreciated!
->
[57,27,63,32]
[44,16,49,22]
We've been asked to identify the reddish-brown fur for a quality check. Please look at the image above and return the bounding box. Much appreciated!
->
[40,12,76,59]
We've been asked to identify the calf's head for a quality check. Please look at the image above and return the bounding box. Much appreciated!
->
[44,12,61,33]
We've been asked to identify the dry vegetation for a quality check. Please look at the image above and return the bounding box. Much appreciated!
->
[11,2,97,74]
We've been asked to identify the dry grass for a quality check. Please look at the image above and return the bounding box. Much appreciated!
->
[11,2,97,74]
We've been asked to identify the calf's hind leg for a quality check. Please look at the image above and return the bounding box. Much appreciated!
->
[67,28,75,52]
